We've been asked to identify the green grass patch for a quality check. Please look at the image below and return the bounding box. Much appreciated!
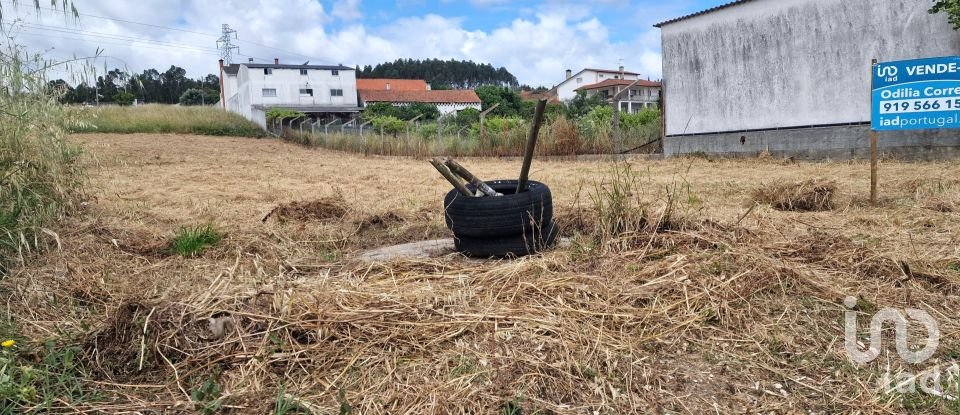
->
[68,104,265,137]
[169,225,222,257]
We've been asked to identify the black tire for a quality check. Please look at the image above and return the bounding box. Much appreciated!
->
[444,180,553,238]
[454,220,559,258]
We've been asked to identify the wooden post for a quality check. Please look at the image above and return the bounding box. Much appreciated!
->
[516,99,548,193]
[444,158,502,196]
[611,79,642,159]
[406,114,425,152]
[480,102,500,153]
[870,58,879,206]
[430,158,473,197]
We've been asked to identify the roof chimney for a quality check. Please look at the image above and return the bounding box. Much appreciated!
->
[619,65,624,76]
[565,69,572,79]
[248,58,254,63]
[386,82,391,91]
[274,58,279,64]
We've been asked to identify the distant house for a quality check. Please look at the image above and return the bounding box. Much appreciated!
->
[358,89,481,115]
[220,58,361,128]
[357,79,430,91]
[576,79,661,113]
[555,67,644,101]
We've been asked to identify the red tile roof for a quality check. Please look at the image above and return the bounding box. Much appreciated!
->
[576,79,661,91]
[356,79,428,91]
[359,89,482,104]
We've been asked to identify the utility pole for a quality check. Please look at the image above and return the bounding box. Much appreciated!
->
[217,24,239,65]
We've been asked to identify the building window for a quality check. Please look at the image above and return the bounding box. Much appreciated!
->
[599,73,604,78]
[614,75,620,79]
[331,70,339,76]
[299,88,313,97]
[576,77,582,84]
[330,88,343,97]
[264,68,273,75]
[300,69,308,75]
[262,88,277,97]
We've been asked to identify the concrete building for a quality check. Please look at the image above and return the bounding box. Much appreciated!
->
[555,67,642,101]
[220,59,361,128]
[576,79,661,113]
[358,89,481,115]
[656,0,960,160]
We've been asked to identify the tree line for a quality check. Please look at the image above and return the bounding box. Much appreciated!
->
[50,66,220,105]
[356,59,518,89]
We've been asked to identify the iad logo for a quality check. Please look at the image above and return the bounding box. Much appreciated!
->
[843,296,958,399]
[843,296,939,365]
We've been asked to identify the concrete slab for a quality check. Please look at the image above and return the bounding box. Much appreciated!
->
[356,238,572,262]
[358,239,456,262]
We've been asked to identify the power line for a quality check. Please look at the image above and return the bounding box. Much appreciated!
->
[14,30,219,56]
[0,0,219,37]
[16,21,220,53]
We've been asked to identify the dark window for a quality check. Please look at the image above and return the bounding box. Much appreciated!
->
[264,68,273,75]
[300,69,308,75]
[262,88,277,97]
[299,88,313,96]
[331,69,339,76]
[330,89,343,97]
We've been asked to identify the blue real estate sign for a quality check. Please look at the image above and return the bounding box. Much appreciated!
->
[872,56,960,131]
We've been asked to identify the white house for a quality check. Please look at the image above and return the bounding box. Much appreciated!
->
[555,67,641,101]
[219,59,361,128]
[576,79,661,113]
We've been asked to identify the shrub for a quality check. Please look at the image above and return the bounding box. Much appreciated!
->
[113,91,135,106]
[178,88,206,106]
[169,225,222,257]
[266,108,305,124]
[370,116,406,136]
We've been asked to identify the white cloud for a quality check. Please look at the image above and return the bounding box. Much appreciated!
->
[5,0,668,87]
[331,0,362,21]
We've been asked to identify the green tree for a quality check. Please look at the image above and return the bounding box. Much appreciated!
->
[566,91,605,119]
[178,88,206,106]
[475,86,523,117]
[931,0,960,29]
[113,91,135,106]
[363,102,399,118]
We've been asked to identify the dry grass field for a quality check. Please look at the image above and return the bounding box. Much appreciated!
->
[4,133,960,413]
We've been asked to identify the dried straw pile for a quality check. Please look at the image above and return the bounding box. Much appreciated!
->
[752,178,837,211]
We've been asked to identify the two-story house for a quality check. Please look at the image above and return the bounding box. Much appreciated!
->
[555,67,642,101]
[576,79,662,113]
[219,59,361,128]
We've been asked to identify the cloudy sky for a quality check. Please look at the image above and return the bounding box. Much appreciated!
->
[1,0,725,87]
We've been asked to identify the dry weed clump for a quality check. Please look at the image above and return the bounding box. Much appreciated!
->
[262,196,349,223]
[752,178,837,211]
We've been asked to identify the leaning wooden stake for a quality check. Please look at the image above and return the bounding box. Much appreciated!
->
[430,158,473,197]
[516,99,548,193]
[444,158,502,197]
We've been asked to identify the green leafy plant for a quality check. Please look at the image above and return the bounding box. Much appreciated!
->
[190,375,223,415]
[169,225,222,257]
[112,91,135,106]
[266,108,305,124]
[178,88,206,106]
[931,0,960,30]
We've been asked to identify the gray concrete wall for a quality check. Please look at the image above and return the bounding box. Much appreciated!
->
[663,125,960,161]
[661,0,960,136]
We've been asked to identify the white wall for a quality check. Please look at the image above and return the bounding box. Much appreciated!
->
[245,66,358,108]
[661,0,960,136]
[556,69,640,101]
